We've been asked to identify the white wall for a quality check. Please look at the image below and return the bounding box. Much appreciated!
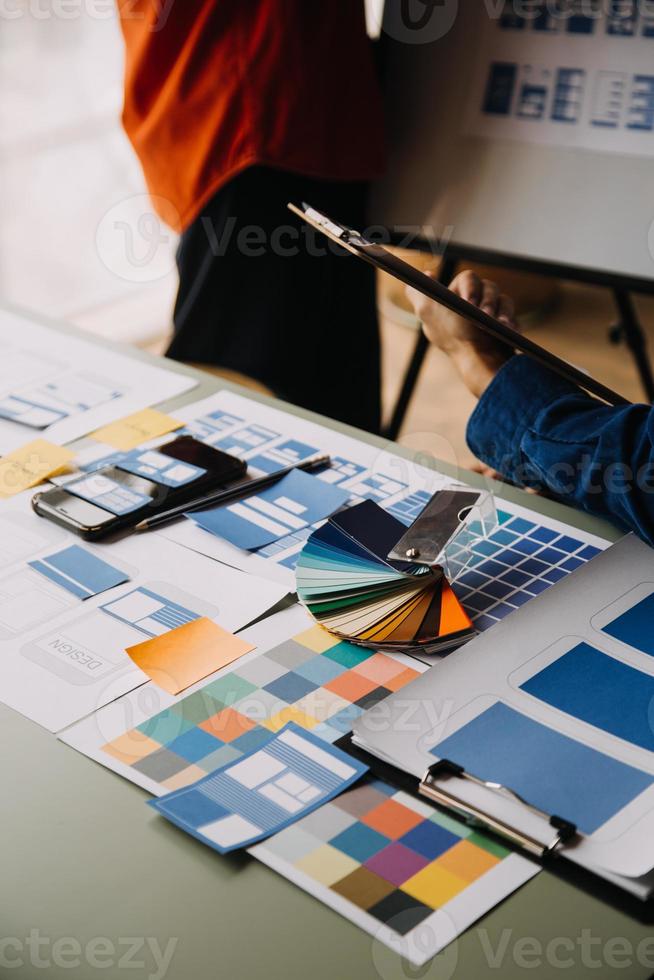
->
[0,5,178,347]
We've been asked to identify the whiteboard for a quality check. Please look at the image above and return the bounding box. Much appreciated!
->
[372,3,654,285]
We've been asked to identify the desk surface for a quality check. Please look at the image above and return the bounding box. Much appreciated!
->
[3,310,651,980]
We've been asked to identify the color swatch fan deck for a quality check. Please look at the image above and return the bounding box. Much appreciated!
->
[296,501,474,655]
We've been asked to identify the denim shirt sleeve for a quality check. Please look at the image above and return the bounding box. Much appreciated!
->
[466,354,654,544]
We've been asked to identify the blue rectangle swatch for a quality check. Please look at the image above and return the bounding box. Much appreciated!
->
[66,473,150,516]
[0,394,67,427]
[431,703,653,834]
[521,643,654,751]
[82,451,129,473]
[215,424,279,457]
[29,545,129,599]
[116,449,206,487]
[602,593,654,656]
[150,722,368,852]
[247,439,319,475]
[181,409,243,441]
[483,62,517,115]
[189,469,349,551]
[567,15,594,33]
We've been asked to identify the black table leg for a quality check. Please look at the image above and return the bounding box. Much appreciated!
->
[611,289,654,404]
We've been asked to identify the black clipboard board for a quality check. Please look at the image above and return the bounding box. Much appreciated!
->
[289,203,630,408]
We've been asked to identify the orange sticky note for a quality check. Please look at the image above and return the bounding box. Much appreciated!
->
[125,617,255,695]
[91,409,182,451]
[0,439,74,497]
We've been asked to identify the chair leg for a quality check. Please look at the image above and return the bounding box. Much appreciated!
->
[383,255,459,440]
[610,289,654,403]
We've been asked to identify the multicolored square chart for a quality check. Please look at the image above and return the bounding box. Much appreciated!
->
[100,624,422,793]
[254,776,514,949]
[93,614,536,965]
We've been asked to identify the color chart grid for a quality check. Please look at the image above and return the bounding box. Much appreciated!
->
[100,623,518,953]
[101,624,423,793]
[451,509,603,631]
[255,778,510,937]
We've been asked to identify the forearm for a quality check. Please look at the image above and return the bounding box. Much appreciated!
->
[466,355,654,543]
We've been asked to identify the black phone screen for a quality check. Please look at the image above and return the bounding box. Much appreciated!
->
[32,436,246,538]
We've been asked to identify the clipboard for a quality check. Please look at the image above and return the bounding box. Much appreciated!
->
[288,203,630,408]
[341,534,654,900]
[336,733,577,860]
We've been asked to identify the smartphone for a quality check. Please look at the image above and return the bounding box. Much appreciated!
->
[31,435,247,540]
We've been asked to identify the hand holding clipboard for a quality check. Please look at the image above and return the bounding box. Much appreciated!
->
[289,203,629,408]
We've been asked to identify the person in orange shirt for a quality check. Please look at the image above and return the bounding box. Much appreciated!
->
[118,0,385,433]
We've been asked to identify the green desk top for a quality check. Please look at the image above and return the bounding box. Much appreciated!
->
[3,307,651,980]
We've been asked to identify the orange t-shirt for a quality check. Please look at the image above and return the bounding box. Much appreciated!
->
[118,0,385,231]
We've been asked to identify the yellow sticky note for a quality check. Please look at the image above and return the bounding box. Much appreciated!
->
[91,409,182,451]
[0,439,74,497]
[125,617,255,695]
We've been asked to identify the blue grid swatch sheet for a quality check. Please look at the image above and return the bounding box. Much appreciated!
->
[449,509,603,631]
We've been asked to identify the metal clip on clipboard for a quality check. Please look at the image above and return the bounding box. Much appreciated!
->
[419,760,578,859]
